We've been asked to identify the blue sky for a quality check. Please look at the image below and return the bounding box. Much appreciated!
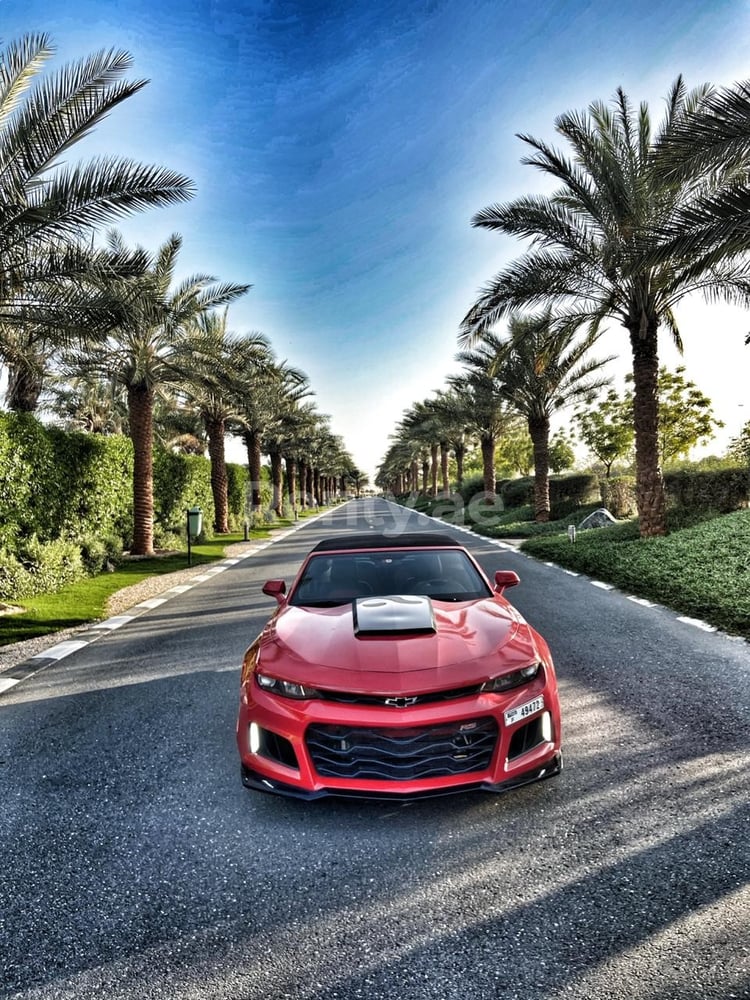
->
[3,0,750,477]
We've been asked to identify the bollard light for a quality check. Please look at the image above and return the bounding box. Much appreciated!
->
[186,506,203,566]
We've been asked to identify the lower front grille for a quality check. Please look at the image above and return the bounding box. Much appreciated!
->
[305,717,498,781]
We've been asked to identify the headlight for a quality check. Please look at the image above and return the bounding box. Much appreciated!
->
[255,672,321,700]
[480,662,540,693]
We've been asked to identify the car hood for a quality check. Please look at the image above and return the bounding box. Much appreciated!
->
[257,598,542,694]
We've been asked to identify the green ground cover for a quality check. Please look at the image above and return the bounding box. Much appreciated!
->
[520,509,750,639]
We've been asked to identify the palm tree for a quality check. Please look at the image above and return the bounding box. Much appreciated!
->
[398,403,441,496]
[75,232,249,555]
[232,358,308,516]
[449,346,518,501]
[175,311,273,532]
[460,77,750,537]
[430,389,474,491]
[262,378,314,517]
[272,401,320,514]
[485,313,613,521]
[47,373,127,434]
[0,33,194,404]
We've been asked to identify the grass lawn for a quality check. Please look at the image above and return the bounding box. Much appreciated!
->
[0,513,316,648]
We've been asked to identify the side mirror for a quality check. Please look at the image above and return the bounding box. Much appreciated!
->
[494,570,520,594]
[262,579,287,605]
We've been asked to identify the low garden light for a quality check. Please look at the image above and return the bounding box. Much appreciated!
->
[186,506,203,566]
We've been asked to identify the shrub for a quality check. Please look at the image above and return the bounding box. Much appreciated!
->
[153,449,214,538]
[0,535,85,600]
[457,474,492,506]
[226,463,249,527]
[500,478,534,508]
[78,533,124,575]
[600,476,638,517]
[549,473,600,508]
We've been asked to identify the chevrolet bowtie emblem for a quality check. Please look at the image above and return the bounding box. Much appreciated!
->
[384,696,419,707]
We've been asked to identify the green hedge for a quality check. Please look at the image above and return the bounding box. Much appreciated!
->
[500,477,534,508]
[664,467,750,512]
[0,413,251,597]
[499,473,599,511]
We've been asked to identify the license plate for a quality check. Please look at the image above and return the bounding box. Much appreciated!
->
[504,695,544,727]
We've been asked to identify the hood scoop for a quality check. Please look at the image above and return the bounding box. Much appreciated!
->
[353,595,436,637]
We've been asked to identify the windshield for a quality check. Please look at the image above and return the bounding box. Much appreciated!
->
[289,549,492,606]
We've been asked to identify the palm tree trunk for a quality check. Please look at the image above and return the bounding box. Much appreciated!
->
[206,416,229,533]
[270,449,284,517]
[285,456,297,511]
[481,434,496,500]
[306,465,314,506]
[529,415,551,522]
[298,460,308,507]
[128,382,155,556]
[243,430,263,512]
[440,440,450,496]
[430,443,438,496]
[313,467,321,506]
[455,442,466,489]
[6,364,44,413]
[628,323,667,537]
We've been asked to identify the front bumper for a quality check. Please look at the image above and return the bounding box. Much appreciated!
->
[240,750,563,801]
[237,674,562,801]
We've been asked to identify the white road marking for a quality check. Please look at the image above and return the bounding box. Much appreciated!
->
[628,596,657,608]
[677,616,717,632]
[591,581,614,590]
[0,677,20,693]
[31,640,90,660]
[90,615,136,631]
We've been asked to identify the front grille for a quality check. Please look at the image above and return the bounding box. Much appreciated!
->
[306,717,498,781]
[316,683,482,707]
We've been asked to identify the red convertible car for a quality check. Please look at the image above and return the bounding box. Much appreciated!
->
[237,533,562,800]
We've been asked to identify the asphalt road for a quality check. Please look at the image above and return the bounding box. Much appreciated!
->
[1,499,749,1000]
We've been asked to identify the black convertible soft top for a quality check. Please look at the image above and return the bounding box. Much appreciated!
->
[311,532,460,553]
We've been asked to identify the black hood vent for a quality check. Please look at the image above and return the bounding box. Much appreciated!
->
[353,595,436,636]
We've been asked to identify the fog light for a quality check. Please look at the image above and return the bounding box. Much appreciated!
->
[541,711,552,743]
[249,722,261,754]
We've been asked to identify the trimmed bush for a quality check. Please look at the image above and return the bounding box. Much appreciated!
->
[600,476,637,517]
[500,477,534,508]
[227,463,249,526]
[549,473,599,508]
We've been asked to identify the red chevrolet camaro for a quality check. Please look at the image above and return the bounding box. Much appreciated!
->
[237,533,562,800]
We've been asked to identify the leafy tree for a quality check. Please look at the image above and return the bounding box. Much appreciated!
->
[728,420,750,465]
[496,424,534,477]
[574,389,635,477]
[460,77,750,537]
[548,430,577,473]
[625,366,723,466]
